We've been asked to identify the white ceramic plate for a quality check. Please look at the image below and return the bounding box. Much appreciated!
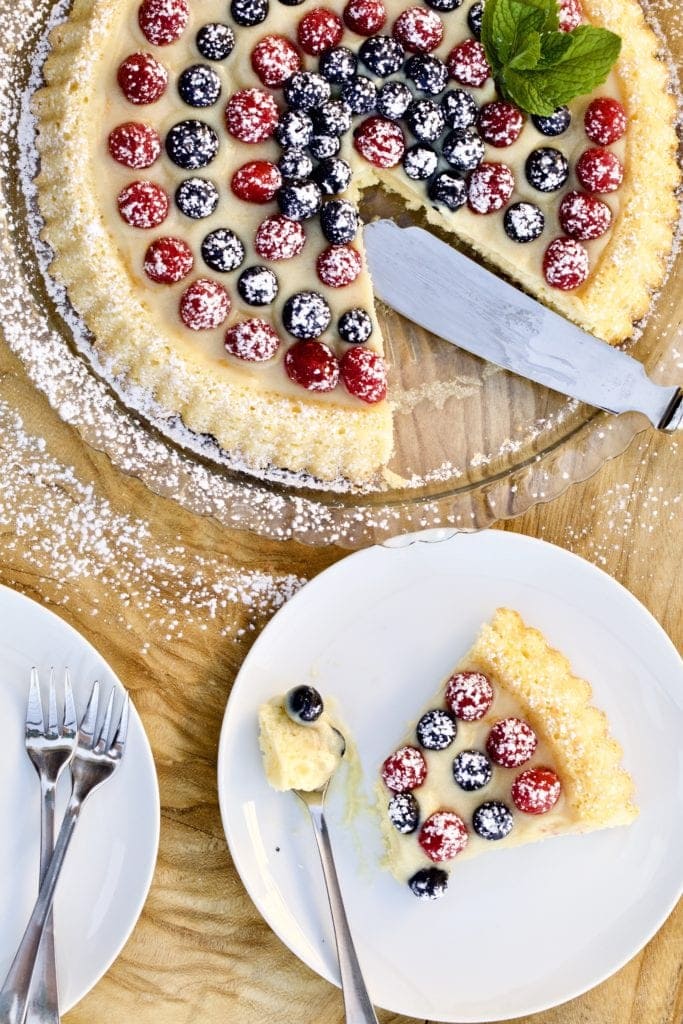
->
[0,585,159,1012]
[218,529,683,1022]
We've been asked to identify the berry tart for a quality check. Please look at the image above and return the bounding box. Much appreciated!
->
[259,685,345,790]
[380,608,637,899]
[34,0,678,483]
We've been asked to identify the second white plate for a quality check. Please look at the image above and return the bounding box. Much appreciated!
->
[218,530,683,1022]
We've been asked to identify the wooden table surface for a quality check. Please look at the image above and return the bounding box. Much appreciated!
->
[0,326,681,1024]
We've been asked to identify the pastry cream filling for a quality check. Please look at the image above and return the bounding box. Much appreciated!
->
[259,697,344,791]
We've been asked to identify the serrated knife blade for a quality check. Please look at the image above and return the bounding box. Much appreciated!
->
[363,219,682,431]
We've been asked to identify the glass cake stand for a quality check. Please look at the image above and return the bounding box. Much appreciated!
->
[0,0,680,548]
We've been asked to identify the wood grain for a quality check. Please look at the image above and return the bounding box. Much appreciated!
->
[0,316,681,1024]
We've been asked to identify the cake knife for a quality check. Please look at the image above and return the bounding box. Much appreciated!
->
[363,219,682,431]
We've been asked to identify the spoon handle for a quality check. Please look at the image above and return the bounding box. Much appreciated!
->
[306,803,379,1024]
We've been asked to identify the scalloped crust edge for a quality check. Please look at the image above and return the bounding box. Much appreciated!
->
[469,608,637,829]
[32,0,679,483]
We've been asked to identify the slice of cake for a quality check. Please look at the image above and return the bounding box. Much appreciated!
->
[259,686,345,791]
[379,608,637,899]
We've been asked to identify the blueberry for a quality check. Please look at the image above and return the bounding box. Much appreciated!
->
[428,171,467,211]
[359,35,405,78]
[402,143,438,180]
[284,685,324,724]
[165,120,219,169]
[405,99,445,142]
[531,106,571,137]
[388,792,420,834]
[309,134,340,159]
[201,228,245,272]
[312,156,352,195]
[278,147,313,182]
[282,291,332,339]
[278,0,305,6]
[340,76,377,115]
[274,110,314,148]
[196,23,235,61]
[442,126,485,173]
[338,308,372,343]
[175,177,219,219]
[283,72,331,112]
[452,749,492,791]
[503,201,545,243]
[319,46,358,84]
[177,64,222,107]
[376,80,413,120]
[405,54,448,96]
[230,0,269,25]
[441,88,478,130]
[472,800,514,841]
[408,867,449,900]
[237,266,279,306]
[277,181,322,220]
[467,0,483,38]
[525,147,569,192]
[312,100,352,136]
[320,199,359,245]
[425,0,462,10]
[416,709,457,750]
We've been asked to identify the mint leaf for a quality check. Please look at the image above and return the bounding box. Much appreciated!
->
[480,0,622,117]
[507,31,542,70]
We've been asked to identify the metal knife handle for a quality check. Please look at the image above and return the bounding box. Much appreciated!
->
[658,388,683,431]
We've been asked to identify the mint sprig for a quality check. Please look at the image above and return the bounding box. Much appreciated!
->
[480,0,621,117]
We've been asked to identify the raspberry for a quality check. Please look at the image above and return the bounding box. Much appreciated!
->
[179,279,231,330]
[512,767,562,814]
[340,347,387,403]
[225,319,282,361]
[381,745,427,792]
[285,340,340,392]
[543,237,590,290]
[117,180,169,228]
[419,811,468,862]
[486,717,538,768]
[143,237,194,284]
[343,0,387,35]
[445,670,494,721]
[576,147,624,193]
[558,0,582,31]
[117,53,168,105]
[316,245,362,287]
[231,160,282,203]
[478,101,524,147]
[353,116,405,167]
[225,89,279,144]
[251,35,302,87]
[584,97,627,145]
[467,162,515,214]
[298,8,344,55]
[254,215,306,260]
[447,39,491,88]
[108,122,161,168]
[558,190,612,241]
[392,7,444,53]
[138,0,188,45]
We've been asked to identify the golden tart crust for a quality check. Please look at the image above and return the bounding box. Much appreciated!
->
[381,608,637,887]
[33,0,678,483]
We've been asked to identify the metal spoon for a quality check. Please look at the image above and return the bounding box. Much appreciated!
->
[294,730,378,1024]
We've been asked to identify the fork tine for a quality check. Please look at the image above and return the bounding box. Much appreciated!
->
[63,669,77,736]
[109,694,130,759]
[94,689,115,753]
[78,680,100,748]
[47,667,58,738]
[26,668,44,736]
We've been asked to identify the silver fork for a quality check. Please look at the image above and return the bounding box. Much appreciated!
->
[0,681,129,1024]
[24,669,77,1024]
